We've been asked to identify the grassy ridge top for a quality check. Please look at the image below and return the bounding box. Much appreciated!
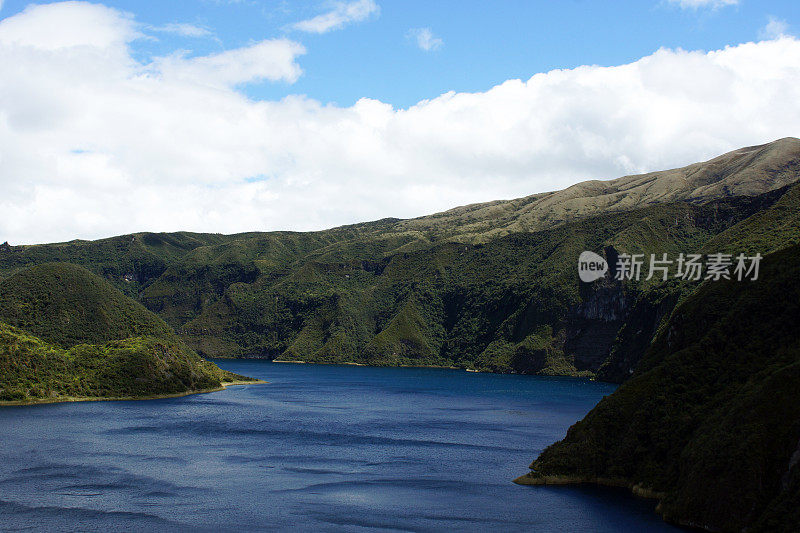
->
[2,138,798,281]
[394,137,800,242]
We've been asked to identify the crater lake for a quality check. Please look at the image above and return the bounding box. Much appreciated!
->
[0,360,682,532]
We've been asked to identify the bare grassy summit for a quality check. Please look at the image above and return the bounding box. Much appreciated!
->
[396,137,800,242]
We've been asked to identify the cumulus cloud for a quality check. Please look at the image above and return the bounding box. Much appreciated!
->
[0,1,139,50]
[408,27,443,51]
[667,0,738,9]
[290,0,379,34]
[760,16,790,40]
[1,2,800,244]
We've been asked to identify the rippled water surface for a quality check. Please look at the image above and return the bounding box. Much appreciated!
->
[1,361,682,532]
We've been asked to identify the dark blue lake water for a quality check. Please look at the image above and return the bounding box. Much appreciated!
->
[0,361,682,532]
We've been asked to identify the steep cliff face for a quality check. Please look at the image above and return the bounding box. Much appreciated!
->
[596,285,680,382]
[551,180,798,381]
[563,278,630,371]
[555,267,683,380]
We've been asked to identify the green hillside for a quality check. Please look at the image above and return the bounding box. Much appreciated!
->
[0,324,243,403]
[0,262,175,347]
[0,263,256,404]
[2,137,797,295]
[515,244,800,532]
[0,232,229,298]
[175,184,795,377]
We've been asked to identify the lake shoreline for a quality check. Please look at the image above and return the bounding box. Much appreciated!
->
[514,473,714,530]
[215,357,607,379]
[265,359,466,371]
[513,473,676,523]
[0,379,267,407]
[233,358,611,382]
[514,472,664,499]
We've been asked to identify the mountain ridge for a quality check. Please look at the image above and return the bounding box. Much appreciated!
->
[3,137,798,251]
[392,137,800,242]
[0,138,798,379]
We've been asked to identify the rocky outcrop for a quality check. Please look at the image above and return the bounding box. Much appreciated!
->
[563,280,629,372]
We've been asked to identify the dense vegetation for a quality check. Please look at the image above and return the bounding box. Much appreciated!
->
[0,263,254,404]
[176,194,779,372]
[0,262,175,347]
[0,324,243,402]
[516,245,800,532]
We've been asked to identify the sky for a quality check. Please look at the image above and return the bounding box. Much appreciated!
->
[0,0,799,244]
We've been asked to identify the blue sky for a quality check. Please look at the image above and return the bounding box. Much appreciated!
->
[2,0,797,108]
[0,0,799,243]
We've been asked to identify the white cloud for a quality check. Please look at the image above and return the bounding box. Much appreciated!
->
[150,23,213,38]
[667,0,738,9]
[408,27,443,51]
[1,2,800,245]
[759,16,790,40]
[0,1,139,50]
[154,39,306,87]
[290,0,379,34]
